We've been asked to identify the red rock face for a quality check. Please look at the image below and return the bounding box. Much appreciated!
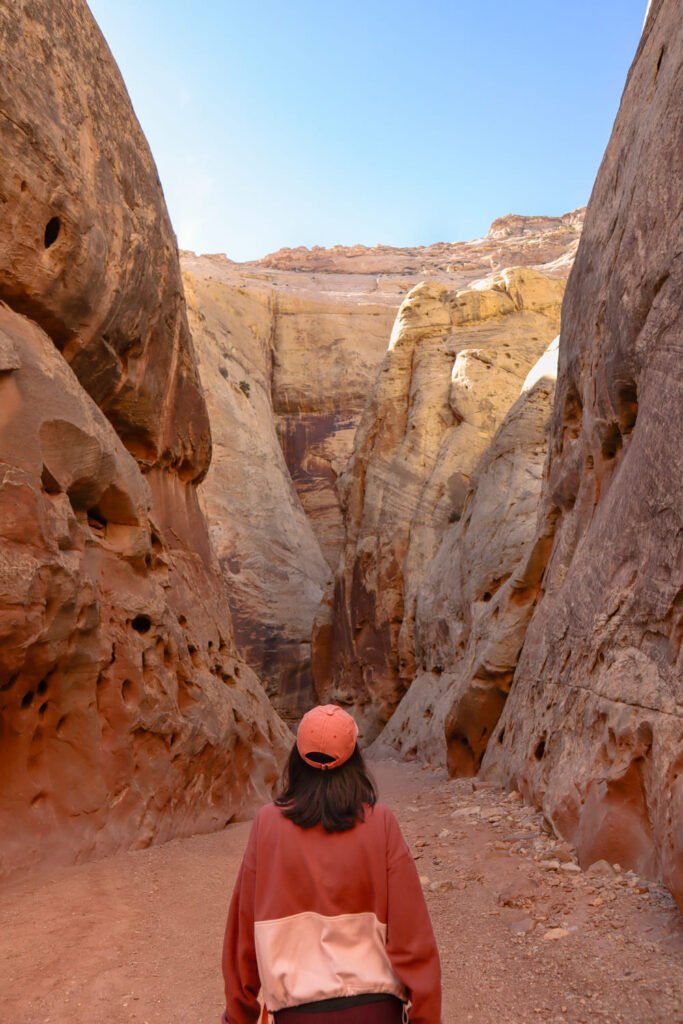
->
[0,0,210,479]
[483,0,683,910]
[0,0,289,879]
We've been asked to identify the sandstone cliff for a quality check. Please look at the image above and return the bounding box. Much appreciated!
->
[373,339,559,767]
[0,0,289,878]
[481,0,683,910]
[313,271,565,740]
[181,259,331,720]
[181,221,581,718]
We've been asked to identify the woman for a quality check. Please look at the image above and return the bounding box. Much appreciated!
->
[221,704,441,1024]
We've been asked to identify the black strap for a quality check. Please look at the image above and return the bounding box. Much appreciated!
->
[278,993,401,1014]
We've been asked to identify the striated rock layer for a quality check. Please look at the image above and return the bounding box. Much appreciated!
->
[313,270,565,740]
[0,0,289,879]
[483,0,683,910]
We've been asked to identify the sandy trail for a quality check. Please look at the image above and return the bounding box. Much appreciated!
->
[1,761,682,1024]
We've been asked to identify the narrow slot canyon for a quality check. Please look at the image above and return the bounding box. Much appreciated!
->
[1,1,682,1022]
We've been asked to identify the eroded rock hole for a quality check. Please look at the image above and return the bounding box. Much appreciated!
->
[121,679,136,705]
[131,614,152,634]
[534,737,546,760]
[37,679,48,696]
[39,702,48,716]
[21,690,34,708]
[44,216,61,248]
[87,507,107,533]
[41,465,61,494]
[617,381,638,435]
[561,385,583,446]
[600,423,622,460]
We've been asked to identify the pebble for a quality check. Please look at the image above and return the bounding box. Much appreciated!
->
[510,917,536,935]
[542,927,571,941]
[586,860,616,878]
[429,879,454,893]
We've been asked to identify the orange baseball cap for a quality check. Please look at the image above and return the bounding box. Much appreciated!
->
[296,704,359,770]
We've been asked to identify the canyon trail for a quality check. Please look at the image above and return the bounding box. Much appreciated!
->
[1,762,681,1024]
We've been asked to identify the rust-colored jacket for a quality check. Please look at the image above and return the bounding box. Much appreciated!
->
[221,801,441,1024]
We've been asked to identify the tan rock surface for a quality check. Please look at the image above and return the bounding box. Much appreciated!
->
[314,272,564,739]
[178,223,580,723]
[181,265,330,720]
[180,253,403,570]
[0,0,289,879]
[181,214,583,577]
[483,0,683,910]
[373,340,559,768]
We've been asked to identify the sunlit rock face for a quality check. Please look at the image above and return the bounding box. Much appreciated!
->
[0,0,289,880]
[371,339,558,767]
[181,217,582,721]
[313,271,565,740]
[483,0,683,911]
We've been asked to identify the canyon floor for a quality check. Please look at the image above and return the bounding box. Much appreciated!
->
[1,762,682,1024]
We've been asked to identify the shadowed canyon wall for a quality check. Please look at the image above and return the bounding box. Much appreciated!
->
[482,0,683,910]
[0,0,289,878]
[360,0,683,912]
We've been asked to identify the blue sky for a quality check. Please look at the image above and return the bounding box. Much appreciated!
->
[88,0,647,261]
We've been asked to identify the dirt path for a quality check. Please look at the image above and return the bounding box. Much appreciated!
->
[1,761,682,1024]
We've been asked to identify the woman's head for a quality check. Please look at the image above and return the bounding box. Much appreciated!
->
[275,704,376,832]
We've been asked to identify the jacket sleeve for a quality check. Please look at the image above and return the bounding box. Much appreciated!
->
[384,808,442,1024]
[221,815,261,1024]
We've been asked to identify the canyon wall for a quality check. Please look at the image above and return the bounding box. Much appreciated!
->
[313,270,565,740]
[181,258,332,720]
[482,0,683,910]
[181,220,581,718]
[0,0,289,878]
[373,339,559,766]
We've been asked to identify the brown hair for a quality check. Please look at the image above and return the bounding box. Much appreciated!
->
[275,742,377,832]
